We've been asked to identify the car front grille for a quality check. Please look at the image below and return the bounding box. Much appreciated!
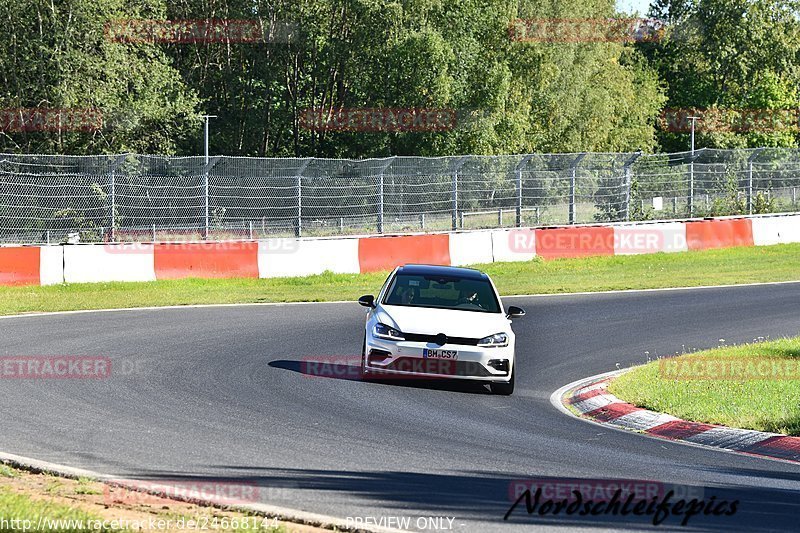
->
[402,332,481,346]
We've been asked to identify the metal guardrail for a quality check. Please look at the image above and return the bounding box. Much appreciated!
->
[1,148,799,243]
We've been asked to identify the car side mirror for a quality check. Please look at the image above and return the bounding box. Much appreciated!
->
[358,295,376,308]
[506,305,525,319]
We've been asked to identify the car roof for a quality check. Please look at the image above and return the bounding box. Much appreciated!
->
[395,264,489,281]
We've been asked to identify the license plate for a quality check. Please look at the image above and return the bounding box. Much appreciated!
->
[423,348,458,360]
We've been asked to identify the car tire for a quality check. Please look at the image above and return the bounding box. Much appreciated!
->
[490,366,514,395]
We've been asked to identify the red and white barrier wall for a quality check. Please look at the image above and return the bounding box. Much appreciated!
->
[0,245,63,286]
[258,238,359,277]
[63,243,155,283]
[751,214,800,245]
[2,214,799,286]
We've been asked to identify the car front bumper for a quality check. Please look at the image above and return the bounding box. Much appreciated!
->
[364,337,514,382]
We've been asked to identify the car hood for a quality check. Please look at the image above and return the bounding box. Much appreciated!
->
[378,304,510,338]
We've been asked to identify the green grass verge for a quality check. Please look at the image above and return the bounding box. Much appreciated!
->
[0,463,290,532]
[1,243,800,316]
[0,487,117,532]
[0,484,287,532]
[609,337,800,436]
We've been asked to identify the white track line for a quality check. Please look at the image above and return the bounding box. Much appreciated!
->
[0,300,354,320]
[3,279,800,321]
[506,278,800,299]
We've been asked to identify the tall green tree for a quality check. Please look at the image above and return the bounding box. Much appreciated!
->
[0,0,667,156]
[0,0,199,154]
[167,0,665,157]
[645,0,800,149]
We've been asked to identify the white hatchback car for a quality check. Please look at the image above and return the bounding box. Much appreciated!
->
[358,264,525,395]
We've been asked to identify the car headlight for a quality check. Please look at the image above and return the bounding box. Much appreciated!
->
[478,332,508,347]
[374,323,405,341]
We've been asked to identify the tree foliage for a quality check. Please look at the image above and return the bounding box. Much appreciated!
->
[0,0,200,153]
[2,0,798,156]
[645,0,800,150]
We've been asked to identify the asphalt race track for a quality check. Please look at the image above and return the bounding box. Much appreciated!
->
[2,282,800,531]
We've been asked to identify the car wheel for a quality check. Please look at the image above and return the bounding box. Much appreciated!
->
[490,366,514,395]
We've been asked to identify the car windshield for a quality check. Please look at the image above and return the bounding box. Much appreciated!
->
[383,273,501,313]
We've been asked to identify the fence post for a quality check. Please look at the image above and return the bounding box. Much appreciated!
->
[568,153,587,225]
[451,172,458,230]
[747,148,764,215]
[376,157,396,234]
[514,155,534,227]
[623,152,641,222]
[200,156,221,240]
[297,175,302,237]
[294,158,313,238]
[687,149,703,217]
[451,156,469,230]
[569,168,576,224]
[688,161,693,217]
[108,154,127,242]
[378,173,384,233]
[110,173,115,241]
[522,170,528,226]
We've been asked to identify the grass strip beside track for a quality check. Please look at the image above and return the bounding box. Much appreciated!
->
[0,464,302,532]
[0,487,117,532]
[609,337,800,436]
[1,243,800,316]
